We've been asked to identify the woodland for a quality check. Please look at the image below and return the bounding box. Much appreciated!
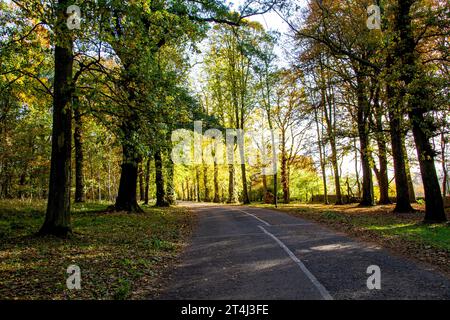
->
[0,0,448,234]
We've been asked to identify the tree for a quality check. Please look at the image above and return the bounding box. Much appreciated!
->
[39,0,75,236]
[272,70,306,204]
[387,0,446,222]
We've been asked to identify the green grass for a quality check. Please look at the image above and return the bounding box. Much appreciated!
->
[365,222,450,251]
[0,199,193,299]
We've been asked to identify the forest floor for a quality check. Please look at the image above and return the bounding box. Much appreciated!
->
[250,202,450,277]
[0,200,195,299]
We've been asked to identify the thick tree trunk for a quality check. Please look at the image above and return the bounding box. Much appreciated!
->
[115,140,143,212]
[40,0,74,237]
[387,104,413,212]
[409,110,446,222]
[154,150,169,207]
[385,45,413,213]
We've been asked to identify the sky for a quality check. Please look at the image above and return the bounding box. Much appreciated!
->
[228,0,301,67]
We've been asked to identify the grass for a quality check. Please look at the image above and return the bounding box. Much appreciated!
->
[250,202,450,275]
[0,199,194,300]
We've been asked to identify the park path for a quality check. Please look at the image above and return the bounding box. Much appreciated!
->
[160,203,450,300]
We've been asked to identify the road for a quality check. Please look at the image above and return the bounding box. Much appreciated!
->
[160,203,450,300]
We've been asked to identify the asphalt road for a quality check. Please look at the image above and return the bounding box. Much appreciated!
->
[160,203,450,300]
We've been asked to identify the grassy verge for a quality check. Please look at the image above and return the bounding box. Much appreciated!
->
[250,202,449,275]
[0,200,195,299]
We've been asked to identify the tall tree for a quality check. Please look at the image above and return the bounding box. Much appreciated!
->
[40,0,75,236]
[389,0,446,222]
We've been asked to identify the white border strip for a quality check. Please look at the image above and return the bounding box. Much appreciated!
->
[237,209,271,226]
[258,226,333,300]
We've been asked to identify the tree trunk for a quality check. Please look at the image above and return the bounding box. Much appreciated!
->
[401,136,417,203]
[195,166,201,202]
[321,80,342,205]
[213,160,220,203]
[227,164,236,203]
[262,174,268,196]
[186,180,190,201]
[358,131,374,206]
[441,131,448,197]
[387,101,413,212]
[240,163,250,204]
[144,157,151,205]
[166,151,175,205]
[18,171,26,199]
[155,150,168,207]
[74,98,84,203]
[267,111,278,207]
[385,42,413,213]
[354,138,361,198]
[260,133,269,200]
[203,164,210,202]
[138,162,144,202]
[181,181,186,201]
[373,88,391,204]
[395,0,445,222]
[329,135,342,204]
[238,132,250,204]
[115,139,143,212]
[356,71,374,206]
[409,110,446,222]
[314,107,328,204]
[281,130,289,204]
[107,158,112,202]
[39,0,74,237]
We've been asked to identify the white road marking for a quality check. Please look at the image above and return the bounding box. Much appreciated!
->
[194,232,267,240]
[258,225,333,300]
[236,209,271,226]
[271,223,315,227]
